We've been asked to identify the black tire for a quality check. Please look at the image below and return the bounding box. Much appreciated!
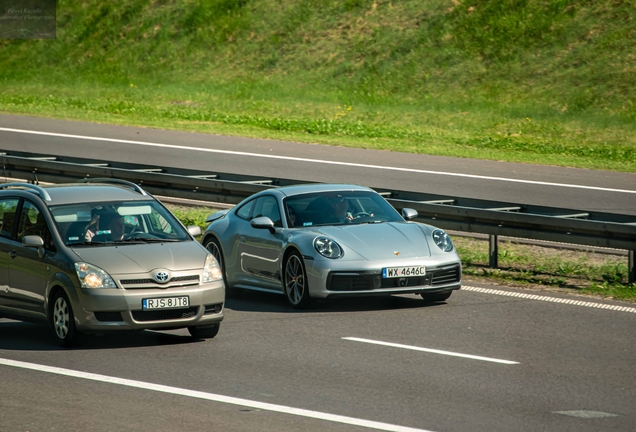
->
[188,323,220,339]
[283,251,312,309]
[421,291,453,303]
[204,237,241,298]
[50,290,81,347]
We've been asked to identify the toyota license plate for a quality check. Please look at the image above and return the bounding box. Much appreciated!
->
[382,266,426,278]
[142,296,190,310]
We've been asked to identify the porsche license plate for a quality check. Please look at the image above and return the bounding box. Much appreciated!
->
[142,296,189,310]
[382,266,426,278]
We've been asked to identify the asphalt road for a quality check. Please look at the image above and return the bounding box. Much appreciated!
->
[1,285,635,432]
[0,114,635,431]
[0,114,635,215]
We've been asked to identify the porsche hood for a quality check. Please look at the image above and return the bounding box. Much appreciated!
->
[311,222,432,261]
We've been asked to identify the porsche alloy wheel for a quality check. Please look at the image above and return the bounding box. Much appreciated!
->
[284,251,311,309]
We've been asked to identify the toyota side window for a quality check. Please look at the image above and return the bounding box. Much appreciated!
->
[17,200,56,252]
[0,198,19,239]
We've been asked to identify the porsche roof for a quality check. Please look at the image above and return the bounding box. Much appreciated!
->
[271,184,373,197]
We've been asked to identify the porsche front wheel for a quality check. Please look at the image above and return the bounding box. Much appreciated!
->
[283,251,311,309]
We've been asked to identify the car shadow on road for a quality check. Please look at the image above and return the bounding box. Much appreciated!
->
[226,290,447,313]
[0,320,201,351]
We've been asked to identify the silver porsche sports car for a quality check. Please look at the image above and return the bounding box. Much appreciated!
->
[202,184,461,308]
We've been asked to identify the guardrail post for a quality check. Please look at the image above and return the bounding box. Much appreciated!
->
[489,235,498,268]
[629,250,635,284]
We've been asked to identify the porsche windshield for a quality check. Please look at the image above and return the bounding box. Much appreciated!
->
[284,191,403,227]
[50,200,190,246]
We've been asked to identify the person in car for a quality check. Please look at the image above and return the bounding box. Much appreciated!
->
[324,195,353,223]
[92,212,126,241]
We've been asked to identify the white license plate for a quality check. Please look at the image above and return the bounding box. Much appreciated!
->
[382,266,426,278]
[142,296,190,310]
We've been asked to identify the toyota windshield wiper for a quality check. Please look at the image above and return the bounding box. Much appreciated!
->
[121,237,180,242]
[68,241,107,246]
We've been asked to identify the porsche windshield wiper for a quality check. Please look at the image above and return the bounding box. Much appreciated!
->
[353,220,386,225]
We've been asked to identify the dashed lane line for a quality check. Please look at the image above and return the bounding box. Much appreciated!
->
[461,286,636,313]
[343,337,519,365]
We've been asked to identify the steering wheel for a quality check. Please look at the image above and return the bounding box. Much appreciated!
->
[353,212,372,219]
[124,226,144,239]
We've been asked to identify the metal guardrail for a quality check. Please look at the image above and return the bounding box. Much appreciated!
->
[1,150,635,283]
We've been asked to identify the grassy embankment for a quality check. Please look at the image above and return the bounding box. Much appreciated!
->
[1,1,634,298]
[0,0,635,171]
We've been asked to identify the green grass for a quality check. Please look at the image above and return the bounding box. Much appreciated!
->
[168,204,214,232]
[167,204,635,302]
[455,237,635,302]
[0,0,635,171]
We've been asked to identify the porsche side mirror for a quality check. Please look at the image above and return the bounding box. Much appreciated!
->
[402,208,418,220]
[251,216,276,233]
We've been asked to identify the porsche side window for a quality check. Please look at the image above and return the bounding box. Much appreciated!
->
[236,199,256,220]
[0,198,19,239]
[252,196,282,227]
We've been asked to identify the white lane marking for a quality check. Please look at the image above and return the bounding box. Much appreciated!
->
[462,286,636,313]
[343,337,519,365]
[1,127,635,194]
[0,358,434,432]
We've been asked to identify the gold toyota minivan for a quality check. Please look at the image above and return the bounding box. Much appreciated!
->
[0,179,225,347]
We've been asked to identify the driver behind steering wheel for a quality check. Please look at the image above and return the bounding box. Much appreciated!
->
[324,195,354,224]
[92,212,126,241]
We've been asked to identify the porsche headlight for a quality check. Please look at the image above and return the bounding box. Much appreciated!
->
[432,229,454,252]
[314,237,343,259]
[202,254,223,283]
[74,262,117,289]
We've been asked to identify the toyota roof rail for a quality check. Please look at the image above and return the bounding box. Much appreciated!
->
[0,182,52,201]
[78,178,148,195]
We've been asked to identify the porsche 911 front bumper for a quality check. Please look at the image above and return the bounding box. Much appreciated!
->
[303,256,462,299]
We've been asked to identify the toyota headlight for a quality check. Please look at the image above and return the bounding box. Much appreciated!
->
[202,254,223,283]
[75,262,117,289]
[432,229,454,252]
[314,237,343,259]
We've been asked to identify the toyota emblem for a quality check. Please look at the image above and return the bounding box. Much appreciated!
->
[155,271,170,283]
